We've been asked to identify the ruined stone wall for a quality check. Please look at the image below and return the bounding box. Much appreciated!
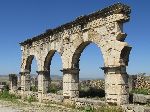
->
[9,74,18,93]
[80,80,104,90]
[135,75,150,90]
[129,74,150,93]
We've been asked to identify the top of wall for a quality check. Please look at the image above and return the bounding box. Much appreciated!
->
[20,3,131,46]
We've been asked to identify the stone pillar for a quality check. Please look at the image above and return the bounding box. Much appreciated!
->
[37,70,50,102]
[102,66,129,105]
[9,74,18,93]
[20,71,30,95]
[61,68,79,99]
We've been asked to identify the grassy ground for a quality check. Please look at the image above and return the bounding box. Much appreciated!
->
[0,90,123,112]
[0,100,123,112]
[0,75,9,83]
[130,88,150,95]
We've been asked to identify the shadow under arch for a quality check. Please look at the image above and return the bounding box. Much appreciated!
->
[71,41,105,98]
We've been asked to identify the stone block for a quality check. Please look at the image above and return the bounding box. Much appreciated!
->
[69,83,78,90]
[133,94,150,104]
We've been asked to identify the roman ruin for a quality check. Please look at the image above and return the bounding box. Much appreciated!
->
[18,3,132,105]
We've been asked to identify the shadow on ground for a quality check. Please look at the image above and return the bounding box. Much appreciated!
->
[79,87,105,98]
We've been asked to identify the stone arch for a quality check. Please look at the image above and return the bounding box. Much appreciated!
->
[72,41,105,97]
[44,50,62,71]
[37,50,63,96]
[19,3,132,105]
[62,40,105,98]
[20,55,39,92]
[25,55,34,72]
[21,54,40,72]
[71,41,103,69]
[20,55,38,92]
[63,34,131,105]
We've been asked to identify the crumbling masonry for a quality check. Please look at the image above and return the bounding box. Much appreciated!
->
[19,3,132,105]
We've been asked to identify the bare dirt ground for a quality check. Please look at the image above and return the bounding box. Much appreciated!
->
[0,100,81,112]
[0,105,21,112]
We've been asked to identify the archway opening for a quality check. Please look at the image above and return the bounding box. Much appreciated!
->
[44,51,63,94]
[25,55,38,92]
[72,42,105,99]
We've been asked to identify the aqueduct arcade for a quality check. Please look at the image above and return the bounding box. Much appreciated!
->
[19,3,131,105]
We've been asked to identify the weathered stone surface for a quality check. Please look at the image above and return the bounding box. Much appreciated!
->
[133,93,150,104]
[73,98,105,108]
[19,3,131,105]
[20,71,31,92]
[9,74,18,93]
[43,93,64,103]
[37,70,50,102]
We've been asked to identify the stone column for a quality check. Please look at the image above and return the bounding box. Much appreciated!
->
[61,68,79,99]
[9,74,18,93]
[102,66,129,105]
[20,71,31,94]
[37,70,50,102]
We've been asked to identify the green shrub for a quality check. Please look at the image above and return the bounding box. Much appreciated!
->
[82,106,122,112]
[84,106,94,112]
[130,88,149,95]
[47,83,61,93]
[3,84,9,91]
[95,106,123,112]
[0,90,19,101]
[79,87,105,98]
[30,86,37,92]
[26,96,37,103]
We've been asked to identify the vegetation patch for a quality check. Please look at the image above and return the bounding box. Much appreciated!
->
[25,95,38,103]
[79,87,105,98]
[0,90,20,101]
[130,88,149,95]
[30,85,38,92]
[48,83,62,93]
[82,105,123,112]
[81,105,123,112]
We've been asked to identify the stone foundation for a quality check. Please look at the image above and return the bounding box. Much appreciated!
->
[74,98,105,108]
[42,93,64,103]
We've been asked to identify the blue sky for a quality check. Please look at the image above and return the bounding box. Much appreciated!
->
[0,0,150,78]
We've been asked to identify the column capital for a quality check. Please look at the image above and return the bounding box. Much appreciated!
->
[19,70,30,76]
[101,65,126,74]
[101,65,125,70]
[60,68,80,74]
[36,70,50,74]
